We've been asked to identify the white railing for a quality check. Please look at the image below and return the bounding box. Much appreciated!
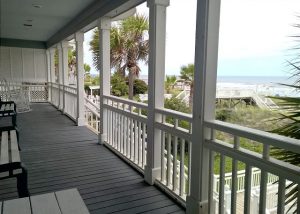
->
[48,83,77,120]
[103,95,148,171]
[85,96,100,133]
[83,94,300,212]
[214,167,279,193]
[50,83,60,107]
[204,120,300,213]
[0,82,48,102]
[63,85,77,120]
[155,107,192,200]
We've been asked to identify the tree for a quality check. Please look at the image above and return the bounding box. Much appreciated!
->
[133,79,147,95]
[180,64,194,108]
[165,75,177,94]
[90,13,149,100]
[270,25,300,212]
[84,63,91,82]
[111,72,128,96]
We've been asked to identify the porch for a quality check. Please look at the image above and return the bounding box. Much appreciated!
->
[0,103,184,214]
[1,0,300,213]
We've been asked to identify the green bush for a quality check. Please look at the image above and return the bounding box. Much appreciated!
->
[133,79,147,95]
[164,96,191,114]
[111,73,128,96]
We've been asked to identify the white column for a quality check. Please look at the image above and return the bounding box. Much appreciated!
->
[186,0,221,213]
[61,41,69,114]
[46,50,51,102]
[144,0,169,185]
[98,17,111,145]
[57,44,63,110]
[75,32,85,126]
[49,48,56,104]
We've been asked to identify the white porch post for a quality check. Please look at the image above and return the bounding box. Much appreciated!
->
[75,32,85,126]
[186,0,221,213]
[98,17,111,145]
[49,48,56,104]
[57,44,63,110]
[46,50,52,102]
[144,0,169,185]
[61,41,69,114]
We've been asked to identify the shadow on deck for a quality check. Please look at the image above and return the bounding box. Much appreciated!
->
[0,103,185,214]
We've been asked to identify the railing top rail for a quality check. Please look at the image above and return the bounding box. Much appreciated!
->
[155,107,192,122]
[84,97,99,110]
[64,85,77,90]
[205,120,300,154]
[104,95,147,109]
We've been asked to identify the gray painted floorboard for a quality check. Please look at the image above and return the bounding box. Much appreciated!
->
[0,103,185,214]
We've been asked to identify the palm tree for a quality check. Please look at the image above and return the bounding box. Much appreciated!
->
[270,20,300,211]
[90,13,149,99]
[271,65,300,213]
[180,64,194,108]
[165,75,177,94]
[84,63,91,82]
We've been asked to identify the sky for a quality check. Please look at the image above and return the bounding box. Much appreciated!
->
[84,0,300,77]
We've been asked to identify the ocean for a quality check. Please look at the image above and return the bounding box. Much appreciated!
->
[217,76,299,97]
[217,76,296,85]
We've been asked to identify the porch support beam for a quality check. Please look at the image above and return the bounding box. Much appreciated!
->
[46,50,51,102]
[186,0,221,213]
[61,41,69,114]
[98,17,111,145]
[57,44,63,110]
[49,48,56,104]
[144,0,169,185]
[75,32,86,126]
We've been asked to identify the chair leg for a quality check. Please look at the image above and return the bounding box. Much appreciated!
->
[12,114,17,127]
[17,164,29,198]
[15,127,21,150]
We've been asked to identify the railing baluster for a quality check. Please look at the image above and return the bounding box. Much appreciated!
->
[112,111,115,146]
[138,119,142,166]
[297,184,300,213]
[161,130,166,182]
[118,112,121,151]
[130,118,134,159]
[122,114,125,154]
[167,133,172,187]
[134,120,138,163]
[172,119,179,191]
[127,117,131,158]
[219,154,225,214]
[231,136,240,214]
[187,141,192,195]
[208,129,216,214]
[179,138,185,196]
[277,177,285,214]
[244,164,252,214]
[208,150,215,214]
[259,144,270,214]
[120,114,123,153]
[142,123,146,168]
[172,135,178,191]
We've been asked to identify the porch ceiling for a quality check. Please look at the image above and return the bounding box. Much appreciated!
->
[0,0,95,41]
[0,0,145,48]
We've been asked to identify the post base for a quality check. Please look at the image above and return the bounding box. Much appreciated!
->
[186,196,208,214]
[98,134,107,145]
[77,117,86,126]
[144,165,161,185]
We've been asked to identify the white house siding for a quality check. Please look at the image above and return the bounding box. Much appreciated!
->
[0,46,47,83]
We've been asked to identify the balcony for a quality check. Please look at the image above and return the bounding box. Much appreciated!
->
[0,103,185,213]
[1,0,300,213]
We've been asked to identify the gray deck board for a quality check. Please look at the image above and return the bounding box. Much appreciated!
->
[0,103,185,213]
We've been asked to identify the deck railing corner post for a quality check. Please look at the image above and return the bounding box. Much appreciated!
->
[144,0,169,185]
[98,17,111,144]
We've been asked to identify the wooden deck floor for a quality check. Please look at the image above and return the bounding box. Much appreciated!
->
[0,103,185,214]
